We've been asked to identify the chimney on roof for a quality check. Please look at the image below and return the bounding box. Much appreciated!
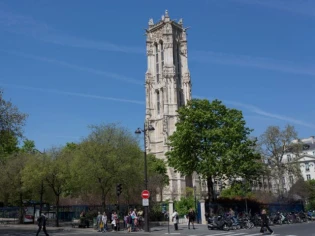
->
[311,136,315,144]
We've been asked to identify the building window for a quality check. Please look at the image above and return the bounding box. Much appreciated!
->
[157,91,160,115]
[289,176,293,184]
[307,174,311,180]
[160,42,164,68]
[155,44,159,83]
[306,162,310,172]
[177,43,181,86]
[287,154,291,162]
[282,177,285,185]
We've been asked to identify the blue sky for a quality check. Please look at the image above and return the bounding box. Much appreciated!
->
[0,0,314,151]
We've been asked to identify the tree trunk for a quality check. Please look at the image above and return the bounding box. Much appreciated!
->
[56,194,60,227]
[101,188,105,212]
[207,175,214,202]
[160,186,163,202]
[19,192,23,224]
[4,192,9,206]
[39,181,44,215]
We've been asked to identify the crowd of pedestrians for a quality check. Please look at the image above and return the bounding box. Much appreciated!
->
[95,208,144,233]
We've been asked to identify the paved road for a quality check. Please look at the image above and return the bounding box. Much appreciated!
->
[1,222,315,236]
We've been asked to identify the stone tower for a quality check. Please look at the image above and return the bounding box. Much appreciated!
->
[144,10,192,200]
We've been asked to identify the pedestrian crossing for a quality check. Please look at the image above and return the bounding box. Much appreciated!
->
[187,232,297,236]
[0,229,96,235]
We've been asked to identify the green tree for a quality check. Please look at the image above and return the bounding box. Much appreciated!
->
[43,148,71,227]
[258,125,302,197]
[69,123,144,210]
[1,152,32,223]
[0,89,28,138]
[0,130,19,161]
[147,154,169,201]
[306,180,315,210]
[166,99,262,202]
[174,196,195,217]
[22,150,50,215]
[220,181,253,199]
[20,139,36,153]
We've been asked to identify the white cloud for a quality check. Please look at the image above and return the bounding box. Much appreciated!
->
[190,50,315,77]
[1,50,143,85]
[194,96,315,129]
[0,83,144,105]
[1,5,314,78]
[0,6,143,54]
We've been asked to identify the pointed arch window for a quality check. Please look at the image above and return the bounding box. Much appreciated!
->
[161,41,164,68]
[157,91,160,115]
[177,43,182,85]
[155,44,159,83]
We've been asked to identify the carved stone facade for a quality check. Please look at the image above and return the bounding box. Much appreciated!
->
[144,10,195,200]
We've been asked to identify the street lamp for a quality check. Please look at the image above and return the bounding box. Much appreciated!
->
[242,179,248,215]
[34,149,45,216]
[135,123,155,232]
[193,185,198,223]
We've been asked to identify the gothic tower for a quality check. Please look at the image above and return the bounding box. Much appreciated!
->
[144,10,192,200]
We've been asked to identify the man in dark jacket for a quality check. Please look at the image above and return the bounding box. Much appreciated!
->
[36,213,49,236]
[260,209,274,235]
[187,208,196,229]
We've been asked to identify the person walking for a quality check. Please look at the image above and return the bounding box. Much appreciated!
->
[36,213,49,236]
[101,212,107,232]
[171,209,179,231]
[96,212,102,232]
[187,208,196,229]
[260,209,274,235]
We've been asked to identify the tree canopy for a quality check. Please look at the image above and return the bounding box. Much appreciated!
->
[166,99,262,201]
[0,89,28,137]
[258,125,302,197]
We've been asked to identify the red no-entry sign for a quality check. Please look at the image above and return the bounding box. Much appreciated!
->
[141,190,150,199]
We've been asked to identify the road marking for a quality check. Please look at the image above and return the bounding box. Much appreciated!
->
[204,232,236,236]
[246,233,270,236]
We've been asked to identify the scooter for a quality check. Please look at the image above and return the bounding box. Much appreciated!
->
[208,215,229,231]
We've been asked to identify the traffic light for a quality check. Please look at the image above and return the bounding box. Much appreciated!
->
[116,184,122,196]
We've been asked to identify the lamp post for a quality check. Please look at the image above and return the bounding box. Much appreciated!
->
[242,179,248,215]
[135,123,155,232]
[193,185,198,223]
[34,149,45,216]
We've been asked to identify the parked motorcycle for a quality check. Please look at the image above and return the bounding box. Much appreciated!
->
[208,215,229,231]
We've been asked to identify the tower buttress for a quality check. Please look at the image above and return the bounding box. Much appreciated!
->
[145,10,192,200]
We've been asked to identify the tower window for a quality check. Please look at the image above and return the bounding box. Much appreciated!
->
[155,44,159,83]
[176,43,182,106]
[177,43,181,85]
[161,42,164,68]
[157,91,160,115]
[306,162,310,172]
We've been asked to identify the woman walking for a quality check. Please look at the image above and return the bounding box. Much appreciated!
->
[260,209,274,235]
[187,208,196,229]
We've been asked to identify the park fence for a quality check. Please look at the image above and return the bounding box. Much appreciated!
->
[205,198,304,217]
[0,201,167,225]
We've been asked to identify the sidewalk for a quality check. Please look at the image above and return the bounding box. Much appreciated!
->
[0,221,195,234]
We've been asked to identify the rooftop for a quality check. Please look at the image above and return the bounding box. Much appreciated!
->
[147,10,185,32]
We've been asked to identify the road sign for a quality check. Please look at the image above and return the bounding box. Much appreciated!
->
[141,190,150,199]
[142,199,149,206]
